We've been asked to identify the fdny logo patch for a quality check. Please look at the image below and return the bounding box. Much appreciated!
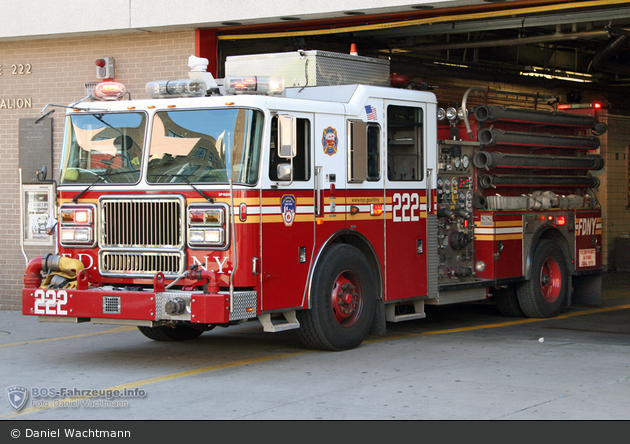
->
[281,195,296,226]
[322,127,338,156]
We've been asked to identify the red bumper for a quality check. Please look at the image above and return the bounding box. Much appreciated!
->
[22,287,231,324]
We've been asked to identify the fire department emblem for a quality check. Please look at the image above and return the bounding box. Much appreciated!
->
[281,195,297,226]
[6,385,28,411]
[322,126,338,156]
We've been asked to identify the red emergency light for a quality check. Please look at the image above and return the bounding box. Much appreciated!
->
[558,102,602,110]
[93,82,126,101]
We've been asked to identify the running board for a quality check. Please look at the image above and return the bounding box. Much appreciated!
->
[258,311,300,332]
[385,300,426,322]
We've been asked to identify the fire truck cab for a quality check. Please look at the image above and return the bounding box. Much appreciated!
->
[23,50,604,351]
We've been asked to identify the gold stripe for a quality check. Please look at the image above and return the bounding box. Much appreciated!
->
[60,198,98,204]
[261,196,315,205]
[261,214,314,223]
[189,197,261,205]
[475,234,523,241]
[475,220,523,228]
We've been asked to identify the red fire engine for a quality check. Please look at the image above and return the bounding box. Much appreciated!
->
[23,50,605,350]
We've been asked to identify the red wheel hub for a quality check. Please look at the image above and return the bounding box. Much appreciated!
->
[540,256,562,303]
[331,272,362,327]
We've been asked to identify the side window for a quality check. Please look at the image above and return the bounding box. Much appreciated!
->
[367,123,381,181]
[269,116,311,181]
[348,120,381,183]
[387,105,423,181]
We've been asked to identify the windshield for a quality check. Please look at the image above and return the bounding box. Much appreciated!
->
[147,108,264,185]
[60,113,146,184]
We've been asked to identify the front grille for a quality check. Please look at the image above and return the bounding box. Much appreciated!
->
[99,196,185,277]
[100,252,184,275]
[101,198,183,248]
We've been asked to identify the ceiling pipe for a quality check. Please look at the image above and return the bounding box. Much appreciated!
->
[591,29,630,76]
[401,30,608,52]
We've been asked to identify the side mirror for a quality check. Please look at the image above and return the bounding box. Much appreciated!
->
[277,163,292,181]
[37,165,48,181]
[277,114,296,158]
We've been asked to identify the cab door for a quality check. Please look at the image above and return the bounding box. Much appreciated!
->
[260,112,315,311]
[384,101,437,300]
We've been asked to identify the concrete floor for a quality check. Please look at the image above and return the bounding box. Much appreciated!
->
[0,272,628,429]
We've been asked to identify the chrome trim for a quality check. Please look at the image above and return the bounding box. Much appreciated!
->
[98,195,186,277]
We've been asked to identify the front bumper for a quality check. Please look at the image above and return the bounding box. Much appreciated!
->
[22,287,257,326]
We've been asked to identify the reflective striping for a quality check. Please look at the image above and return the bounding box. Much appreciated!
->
[474,219,523,241]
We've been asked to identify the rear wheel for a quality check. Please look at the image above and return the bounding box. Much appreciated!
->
[296,244,376,351]
[516,239,568,318]
[137,324,208,341]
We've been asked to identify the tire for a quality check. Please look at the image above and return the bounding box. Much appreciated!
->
[137,324,206,341]
[494,285,524,317]
[516,239,568,318]
[296,244,376,351]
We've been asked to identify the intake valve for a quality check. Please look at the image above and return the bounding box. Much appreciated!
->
[438,207,470,220]
[450,231,471,250]
[165,297,186,315]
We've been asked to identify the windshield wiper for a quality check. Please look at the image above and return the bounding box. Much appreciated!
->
[72,170,139,203]
[147,173,215,203]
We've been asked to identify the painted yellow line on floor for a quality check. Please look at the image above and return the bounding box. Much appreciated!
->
[364,304,630,340]
[2,351,314,419]
[0,326,136,348]
[3,303,628,418]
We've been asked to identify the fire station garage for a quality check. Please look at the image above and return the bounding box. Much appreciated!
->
[2,0,630,317]
[3,1,630,423]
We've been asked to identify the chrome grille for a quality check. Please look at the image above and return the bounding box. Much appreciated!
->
[100,197,183,248]
[98,196,185,277]
[100,251,184,275]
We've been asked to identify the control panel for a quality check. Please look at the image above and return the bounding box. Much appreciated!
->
[436,141,477,283]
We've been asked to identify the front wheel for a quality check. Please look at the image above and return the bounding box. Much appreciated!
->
[516,239,568,318]
[296,244,376,351]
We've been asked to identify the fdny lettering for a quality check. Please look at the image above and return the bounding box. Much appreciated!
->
[191,256,230,273]
[576,218,598,236]
[60,253,94,270]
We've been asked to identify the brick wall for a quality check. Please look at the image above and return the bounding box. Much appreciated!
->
[0,30,195,310]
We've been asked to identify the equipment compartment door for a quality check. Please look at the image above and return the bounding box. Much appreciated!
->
[384,102,436,300]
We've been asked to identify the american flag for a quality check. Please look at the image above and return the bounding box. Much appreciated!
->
[365,105,377,120]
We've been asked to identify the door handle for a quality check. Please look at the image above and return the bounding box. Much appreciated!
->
[426,168,433,213]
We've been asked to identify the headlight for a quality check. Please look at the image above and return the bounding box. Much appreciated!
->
[187,204,229,249]
[59,204,96,247]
